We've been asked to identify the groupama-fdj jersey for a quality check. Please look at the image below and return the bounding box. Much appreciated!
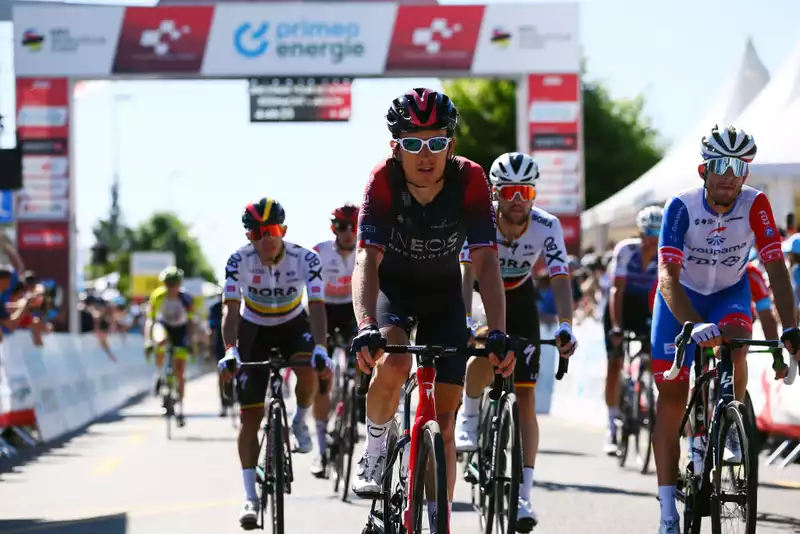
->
[459,204,569,290]
[609,238,658,295]
[223,241,325,327]
[357,156,497,385]
[651,185,784,381]
[460,204,569,386]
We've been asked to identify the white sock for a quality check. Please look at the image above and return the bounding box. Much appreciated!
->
[608,407,620,434]
[242,468,258,502]
[462,394,480,417]
[658,485,678,522]
[427,501,437,533]
[519,466,534,501]
[293,405,308,426]
[316,419,327,455]
[365,416,390,456]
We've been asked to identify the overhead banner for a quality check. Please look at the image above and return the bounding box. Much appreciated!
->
[527,73,582,253]
[14,77,72,332]
[248,77,352,122]
[12,3,579,76]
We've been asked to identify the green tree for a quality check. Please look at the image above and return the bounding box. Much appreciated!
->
[443,77,664,208]
[88,209,216,295]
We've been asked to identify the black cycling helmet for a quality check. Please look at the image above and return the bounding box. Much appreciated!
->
[386,88,458,137]
[242,198,286,230]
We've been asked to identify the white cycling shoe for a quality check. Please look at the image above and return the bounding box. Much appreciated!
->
[239,500,259,529]
[352,450,386,497]
[516,498,538,532]
[455,412,479,453]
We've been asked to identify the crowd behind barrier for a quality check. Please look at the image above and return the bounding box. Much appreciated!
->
[0,331,211,457]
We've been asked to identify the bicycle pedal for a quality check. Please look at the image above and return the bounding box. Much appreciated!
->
[464,471,478,484]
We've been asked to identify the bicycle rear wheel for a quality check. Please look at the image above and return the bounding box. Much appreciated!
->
[410,420,448,534]
[269,407,285,534]
[711,401,756,534]
[493,393,521,534]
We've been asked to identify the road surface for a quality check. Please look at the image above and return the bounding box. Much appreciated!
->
[0,373,798,534]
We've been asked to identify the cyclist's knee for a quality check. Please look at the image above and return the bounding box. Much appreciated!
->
[654,380,689,408]
[376,354,412,386]
[437,411,457,442]
[240,406,263,429]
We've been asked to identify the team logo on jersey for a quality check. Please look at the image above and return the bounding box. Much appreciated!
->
[706,226,726,246]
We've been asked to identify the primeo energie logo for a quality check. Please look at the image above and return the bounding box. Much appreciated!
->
[234,20,365,64]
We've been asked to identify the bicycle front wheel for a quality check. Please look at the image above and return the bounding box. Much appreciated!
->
[493,393,521,534]
[711,401,756,534]
[269,407,285,534]
[410,420,448,534]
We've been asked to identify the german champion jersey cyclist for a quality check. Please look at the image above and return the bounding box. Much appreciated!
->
[603,206,662,454]
[217,197,334,530]
[650,125,800,534]
[349,89,514,529]
[456,152,576,530]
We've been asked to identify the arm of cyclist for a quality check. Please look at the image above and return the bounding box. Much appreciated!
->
[748,194,800,351]
[542,217,576,356]
[658,198,712,345]
[351,177,390,373]
[218,258,243,380]
[304,249,333,376]
[463,165,514,375]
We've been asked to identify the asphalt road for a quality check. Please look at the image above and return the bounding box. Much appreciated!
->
[0,373,798,534]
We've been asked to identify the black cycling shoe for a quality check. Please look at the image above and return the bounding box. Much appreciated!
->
[177,414,186,428]
[153,377,163,396]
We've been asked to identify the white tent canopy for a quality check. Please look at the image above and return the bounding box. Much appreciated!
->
[582,39,770,241]
[744,41,800,178]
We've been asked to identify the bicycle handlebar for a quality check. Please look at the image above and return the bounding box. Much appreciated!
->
[356,331,572,399]
[229,354,330,392]
[666,321,798,385]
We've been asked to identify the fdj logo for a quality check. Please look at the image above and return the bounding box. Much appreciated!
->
[235,22,269,58]
[235,20,365,64]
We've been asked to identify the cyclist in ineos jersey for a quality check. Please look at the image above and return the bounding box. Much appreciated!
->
[309,203,359,477]
[456,152,577,530]
[350,88,514,530]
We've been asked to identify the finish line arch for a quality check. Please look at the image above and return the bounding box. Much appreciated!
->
[11,2,582,332]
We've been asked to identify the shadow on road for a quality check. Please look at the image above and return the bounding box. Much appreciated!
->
[757,512,800,531]
[538,448,588,457]
[0,513,127,534]
[536,480,656,499]
[452,501,473,513]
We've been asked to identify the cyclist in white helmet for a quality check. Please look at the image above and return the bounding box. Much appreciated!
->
[456,152,576,531]
[652,125,800,533]
[602,205,663,454]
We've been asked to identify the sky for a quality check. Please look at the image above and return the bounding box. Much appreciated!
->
[1,0,800,279]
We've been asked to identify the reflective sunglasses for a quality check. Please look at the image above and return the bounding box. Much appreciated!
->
[706,157,749,178]
[247,224,287,241]
[642,227,660,238]
[393,136,451,154]
[495,184,536,202]
[332,220,355,232]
